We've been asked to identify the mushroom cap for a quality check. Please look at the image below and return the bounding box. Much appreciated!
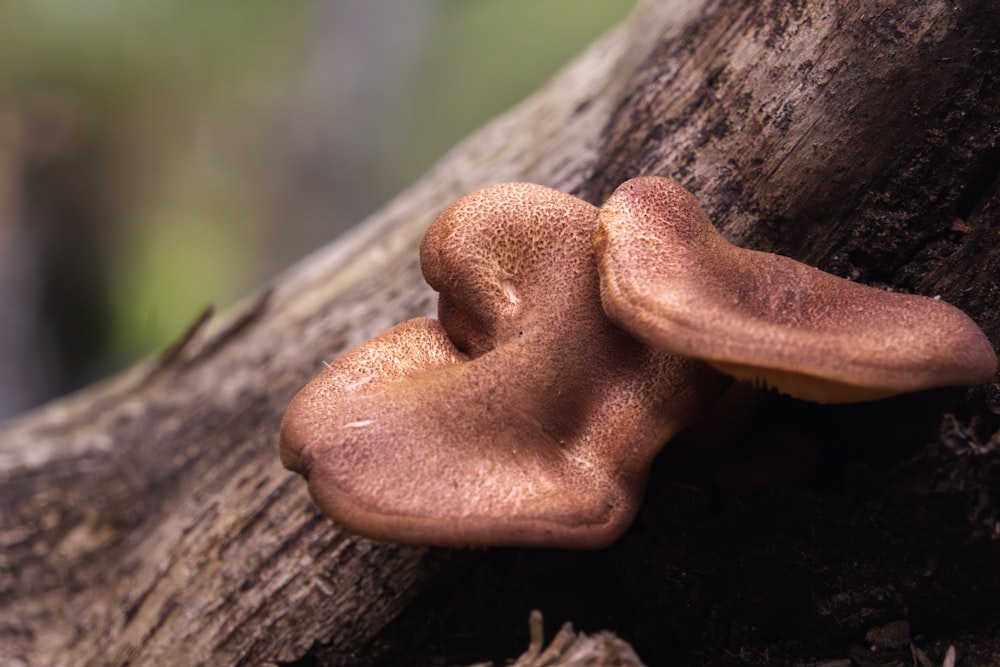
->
[594,176,997,403]
[280,182,723,548]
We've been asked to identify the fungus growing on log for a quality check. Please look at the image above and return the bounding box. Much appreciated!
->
[279,183,723,548]
[280,178,997,548]
[594,177,997,403]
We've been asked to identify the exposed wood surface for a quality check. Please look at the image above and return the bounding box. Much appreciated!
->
[1,0,998,665]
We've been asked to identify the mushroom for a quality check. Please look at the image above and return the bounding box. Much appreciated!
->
[281,177,997,549]
[280,183,724,548]
[593,176,997,403]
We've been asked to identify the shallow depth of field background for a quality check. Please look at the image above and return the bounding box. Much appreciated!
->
[0,1,635,419]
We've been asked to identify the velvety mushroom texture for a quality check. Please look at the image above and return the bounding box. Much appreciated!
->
[594,176,998,403]
[280,183,724,549]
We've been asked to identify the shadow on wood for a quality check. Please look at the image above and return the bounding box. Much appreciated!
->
[1,0,998,664]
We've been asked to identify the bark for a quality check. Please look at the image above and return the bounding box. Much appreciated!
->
[2,0,999,665]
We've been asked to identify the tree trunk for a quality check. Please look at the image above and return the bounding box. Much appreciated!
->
[2,0,999,665]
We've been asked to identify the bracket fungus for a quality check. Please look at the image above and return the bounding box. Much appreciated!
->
[280,178,997,549]
[280,183,723,548]
[594,177,997,403]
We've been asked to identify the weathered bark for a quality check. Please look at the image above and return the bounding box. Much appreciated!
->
[2,0,999,665]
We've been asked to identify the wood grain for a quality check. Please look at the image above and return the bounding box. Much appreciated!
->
[1,0,998,664]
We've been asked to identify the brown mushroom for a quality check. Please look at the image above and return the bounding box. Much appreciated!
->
[280,183,724,548]
[593,176,997,403]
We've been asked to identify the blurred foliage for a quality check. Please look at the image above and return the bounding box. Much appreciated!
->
[0,1,297,91]
[0,0,634,416]
[382,1,636,187]
[0,0,309,391]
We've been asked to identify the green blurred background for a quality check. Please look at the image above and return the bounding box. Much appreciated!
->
[0,0,636,419]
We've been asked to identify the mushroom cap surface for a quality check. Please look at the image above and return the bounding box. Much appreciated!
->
[280,182,723,548]
[594,176,997,402]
